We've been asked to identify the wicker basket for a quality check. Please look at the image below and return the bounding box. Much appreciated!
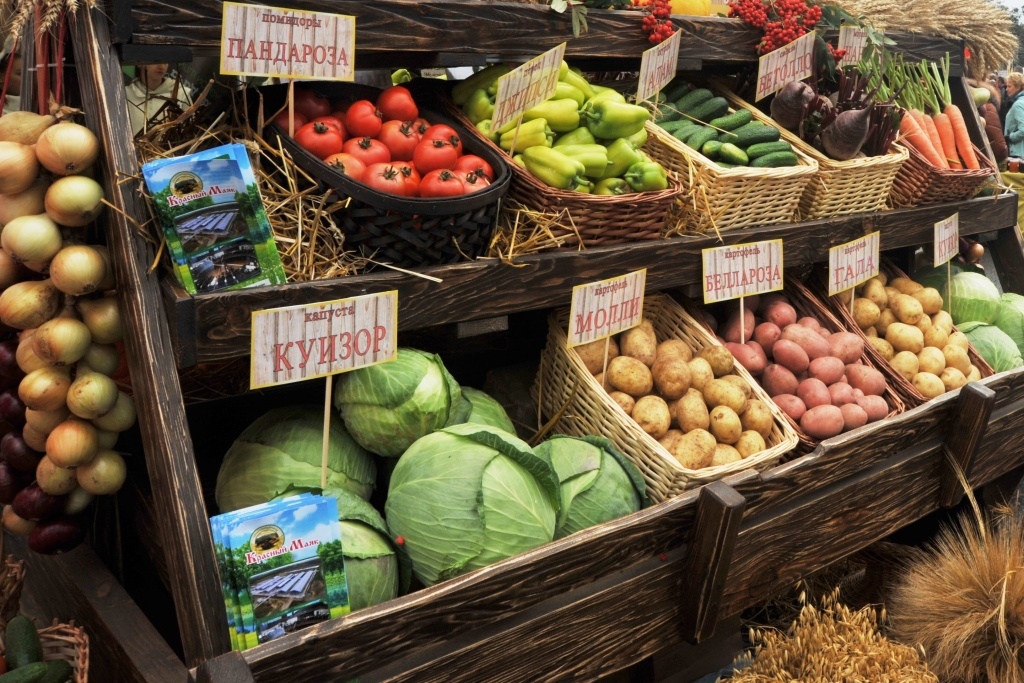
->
[0,557,25,632]
[0,619,89,683]
[259,83,511,269]
[718,88,909,221]
[889,141,997,208]
[535,293,799,503]
[644,120,817,236]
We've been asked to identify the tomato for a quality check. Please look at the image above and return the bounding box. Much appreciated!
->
[419,169,466,198]
[311,116,347,140]
[272,110,307,132]
[422,124,463,156]
[412,117,431,136]
[324,153,367,182]
[363,163,408,196]
[295,121,345,160]
[345,100,383,138]
[462,172,491,193]
[378,120,421,161]
[376,86,419,121]
[454,154,495,181]
[413,138,458,175]
[343,136,392,166]
[293,89,332,120]
[392,162,421,196]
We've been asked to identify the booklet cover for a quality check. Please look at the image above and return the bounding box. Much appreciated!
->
[141,142,287,294]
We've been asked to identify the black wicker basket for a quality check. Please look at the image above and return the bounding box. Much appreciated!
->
[258,83,511,269]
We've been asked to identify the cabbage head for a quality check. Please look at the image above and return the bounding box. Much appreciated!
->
[215,406,376,512]
[948,272,1000,325]
[957,321,1024,372]
[385,423,559,586]
[460,387,516,434]
[534,435,647,539]
[995,293,1024,356]
[334,348,462,457]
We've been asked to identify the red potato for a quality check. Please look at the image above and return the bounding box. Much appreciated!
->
[817,327,831,339]
[726,342,765,376]
[855,395,888,422]
[840,403,869,431]
[800,404,845,439]
[763,300,797,328]
[845,364,886,396]
[781,324,831,360]
[797,378,831,408]
[771,339,809,374]
[809,356,845,386]
[746,341,768,366]
[758,293,787,310]
[798,316,820,329]
[828,332,864,364]
[753,323,781,356]
[723,308,756,343]
[852,388,864,399]
[773,394,806,421]
[762,364,799,397]
[828,382,855,406]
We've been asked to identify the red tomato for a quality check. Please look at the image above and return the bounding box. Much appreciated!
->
[420,169,466,198]
[392,162,421,196]
[311,116,347,140]
[363,163,409,196]
[343,136,392,166]
[462,172,491,193]
[413,138,459,175]
[273,110,307,132]
[454,154,494,181]
[295,121,345,160]
[376,86,419,121]
[293,89,332,120]
[422,124,463,156]
[412,117,431,136]
[324,153,367,182]
[345,100,383,138]
[378,120,421,161]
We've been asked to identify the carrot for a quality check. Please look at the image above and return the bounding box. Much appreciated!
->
[932,113,962,169]
[918,112,949,170]
[899,109,945,168]
[945,103,980,169]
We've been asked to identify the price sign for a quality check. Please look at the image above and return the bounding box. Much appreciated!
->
[837,25,869,67]
[637,30,681,103]
[755,32,815,102]
[250,291,397,389]
[934,213,960,267]
[492,43,567,130]
[828,232,880,296]
[702,240,784,304]
[568,269,647,347]
[220,2,355,81]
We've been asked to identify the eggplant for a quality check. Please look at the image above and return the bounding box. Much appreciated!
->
[28,516,85,554]
[12,483,67,521]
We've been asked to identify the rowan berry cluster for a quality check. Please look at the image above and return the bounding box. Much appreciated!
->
[728,0,823,54]
[827,43,847,61]
[642,0,675,44]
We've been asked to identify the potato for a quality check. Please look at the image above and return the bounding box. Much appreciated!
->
[942,344,971,374]
[947,330,970,351]
[884,286,901,303]
[853,298,881,329]
[671,429,716,470]
[889,293,923,325]
[800,405,844,439]
[840,403,868,431]
[861,279,888,310]
[865,326,878,338]
[702,378,748,414]
[753,323,782,356]
[711,443,743,466]
[889,351,919,381]
[607,356,654,397]
[720,374,753,400]
[726,342,766,377]
[740,399,773,439]
[687,357,714,391]
[658,429,684,453]
[873,272,889,287]
[912,372,945,399]
[866,337,895,361]
[835,288,853,304]
[761,363,798,397]
[652,355,692,400]
[829,382,855,406]
[809,356,845,385]
[656,339,692,362]
[796,378,831,409]
[709,405,742,444]
[912,287,943,315]
[923,325,948,349]
[773,394,806,421]
[890,277,923,294]
[845,364,887,396]
[781,324,832,360]
[917,347,946,376]
[608,391,635,415]
[621,325,657,367]
[827,332,864,365]
[697,346,735,378]
[876,309,897,336]
[940,367,968,392]
[771,339,809,374]
[914,316,932,334]
[856,395,889,422]
[885,322,924,354]
[722,308,756,343]
[932,311,954,335]
[798,316,821,330]
[633,395,672,439]
[576,337,620,375]
[734,430,766,458]
[762,300,797,328]
[676,389,711,433]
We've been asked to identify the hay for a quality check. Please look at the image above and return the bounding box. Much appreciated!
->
[487,198,585,264]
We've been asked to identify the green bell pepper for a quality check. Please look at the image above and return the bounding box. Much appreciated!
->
[555,144,610,178]
[581,100,650,140]
[520,98,580,133]
[593,177,633,195]
[476,119,499,142]
[464,89,495,125]
[586,88,628,106]
[559,68,595,100]
[624,161,669,192]
[512,154,526,168]
[627,127,649,148]
[573,179,594,193]
[522,146,588,190]
[499,118,554,152]
[452,64,512,106]
[599,137,644,179]
[553,127,597,147]
[554,82,586,107]
[391,69,413,85]
[559,60,570,80]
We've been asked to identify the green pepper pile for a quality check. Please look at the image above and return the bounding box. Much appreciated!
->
[453,63,671,194]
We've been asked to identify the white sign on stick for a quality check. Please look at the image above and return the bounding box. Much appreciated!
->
[755,32,815,102]
[220,1,356,81]
[637,31,682,103]
[250,291,397,389]
[567,269,647,347]
[492,43,567,130]
[934,213,960,267]
[837,26,869,67]
[702,240,784,304]
[828,232,880,296]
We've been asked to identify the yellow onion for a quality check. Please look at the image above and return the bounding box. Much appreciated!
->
[0,250,25,291]
[44,176,105,227]
[0,142,40,195]
[66,371,118,420]
[45,418,98,468]
[36,455,79,495]
[0,178,49,226]
[95,429,118,450]
[0,280,61,330]
[48,245,107,296]
[1,214,62,264]
[0,111,56,145]
[81,343,119,376]
[64,487,94,515]
[25,405,70,436]
[21,423,49,452]
[91,391,134,432]
[17,333,52,374]
[34,122,99,176]
[18,365,71,411]
[2,506,35,537]
[32,317,92,365]
[76,296,122,344]
[76,449,126,495]
[89,245,116,291]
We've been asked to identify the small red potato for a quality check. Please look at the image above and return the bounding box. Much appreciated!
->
[828,382,855,406]
[796,378,831,408]
[781,323,831,360]
[845,364,887,396]
[773,394,806,421]
[762,364,799,397]
[808,356,845,386]
[763,300,797,328]
[840,403,869,431]
[723,308,756,343]
[753,322,782,356]
[800,404,845,439]
[798,316,820,329]
[828,332,864,364]
[726,342,765,376]
[771,339,809,374]
[855,395,889,422]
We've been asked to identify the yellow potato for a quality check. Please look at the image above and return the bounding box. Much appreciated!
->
[967,365,981,381]
[862,278,888,310]
[720,374,752,400]
[632,395,671,439]
[697,346,735,378]
[656,339,693,362]
[865,326,878,338]
[702,378,748,414]
[606,356,654,398]
[917,347,946,376]
[940,367,968,392]
[853,298,881,329]
[890,293,923,325]
[923,325,948,350]
[872,272,889,287]
[914,315,932,333]
[608,391,635,416]
[835,288,853,304]
[876,309,897,336]
[885,322,924,354]
[942,344,971,374]
[711,443,743,466]
[912,372,945,399]
[947,330,970,351]
[687,358,714,392]
[884,286,901,302]
[912,287,943,315]
[734,430,767,458]
[890,277,924,295]
[740,399,773,440]
[890,351,920,381]
[620,325,657,367]
[575,337,620,375]
[708,405,742,444]
[657,428,684,453]
[594,372,605,387]
[866,337,895,361]
[931,311,954,335]
[671,429,716,470]
[651,355,692,400]
[676,388,710,433]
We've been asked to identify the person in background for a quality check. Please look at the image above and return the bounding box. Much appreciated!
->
[1003,73,1024,160]
[972,79,1008,167]
[0,37,22,116]
[998,75,1011,126]
[125,63,193,136]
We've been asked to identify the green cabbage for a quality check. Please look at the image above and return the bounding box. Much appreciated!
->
[957,321,1024,372]
[333,348,462,457]
[948,272,1000,325]
[995,292,1024,356]
[460,387,516,434]
[534,435,647,539]
[384,423,559,586]
[215,406,376,513]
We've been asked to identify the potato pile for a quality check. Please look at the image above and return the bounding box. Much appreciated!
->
[705,293,892,441]
[844,273,980,399]
[575,319,772,471]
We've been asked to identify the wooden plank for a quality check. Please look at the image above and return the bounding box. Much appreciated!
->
[168,194,1018,366]
[9,536,189,683]
[989,224,1024,296]
[193,652,256,683]
[939,381,996,507]
[679,481,745,643]
[70,7,231,666]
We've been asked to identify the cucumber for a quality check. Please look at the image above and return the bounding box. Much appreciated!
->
[654,101,681,123]
[701,139,723,159]
[6,616,42,670]
[707,109,753,132]
[750,151,800,167]
[687,97,729,124]
[662,81,694,103]
[660,119,694,135]
[718,143,749,165]
[686,126,719,152]
[0,663,48,683]
[674,88,713,115]
[733,124,782,148]
[717,162,737,168]
[38,660,73,683]
[746,140,794,160]
[670,122,699,142]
